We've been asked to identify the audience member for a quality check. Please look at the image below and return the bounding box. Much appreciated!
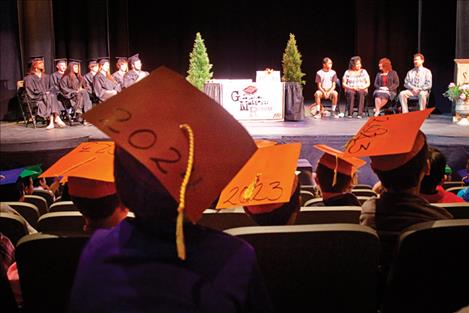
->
[311,57,339,119]
[373,58,399,116]
[342,56,370,118]
[398,53,432,113]
[68,176,128,233]
[420,147,465,203]
[314,144,365,206]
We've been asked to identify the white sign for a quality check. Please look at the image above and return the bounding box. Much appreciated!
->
[256,70,281,83]
[219,80,284,121]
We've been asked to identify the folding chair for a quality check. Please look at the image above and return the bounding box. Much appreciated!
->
[383,219,469,313]
[0,212,28,245]
[225,224,380,313]
[295,206,361,224]
[24,194,48,216]
[16,80,38,128]
[198,208,256,231]
[15,233,90,313]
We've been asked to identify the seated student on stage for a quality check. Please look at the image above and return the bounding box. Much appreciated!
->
[243,175,301,226]
[70,69,272,312]
[342,56,370,118]
[24,56,66,129]
[420,147,465,203]
[398,53,432,113]
[311,57,339,119]
[60,60,93,125]
[93,57,121,103]
[51,58,67,97]
[83,59,100,104]
[373,58,400,116]
[314,144,365,206]
[68,176,128,233]
[112,57,128,90]
[123,54,149,88]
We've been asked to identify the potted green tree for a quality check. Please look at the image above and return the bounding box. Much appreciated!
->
[186,32,213,91]
[282,33,305,121]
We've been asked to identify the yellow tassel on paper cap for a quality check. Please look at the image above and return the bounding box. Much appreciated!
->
[176,124,195,261]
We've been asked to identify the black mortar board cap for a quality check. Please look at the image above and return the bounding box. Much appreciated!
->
[54,58,67,63]
[29,56,44,62]
[68,59,81,64]
[115,56,128,62]
[88,58,98,66]
[128,53,140,65]
[97,57,110,65]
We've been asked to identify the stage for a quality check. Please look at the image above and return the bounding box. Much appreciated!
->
[1,112,468,186]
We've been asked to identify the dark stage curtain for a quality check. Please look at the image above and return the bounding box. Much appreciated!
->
[456,0,469,58]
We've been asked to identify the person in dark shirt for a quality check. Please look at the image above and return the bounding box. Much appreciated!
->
[123,53,149,88]
[314,144,365,206]
[59,60,92,125]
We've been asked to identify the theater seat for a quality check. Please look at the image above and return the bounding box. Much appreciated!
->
[351,189,378,198]
[0,212,28,245]
[382,219,469,313]
[4,202,40,228]
[295,206,361,224]
[49,201,77,212]
[198,208,256,231]
[225,224,380,313]
[32,189,54,207]
[15,233,89,313]
[24,195,48,215]
[434,202,469,219]
[37,211,85,233]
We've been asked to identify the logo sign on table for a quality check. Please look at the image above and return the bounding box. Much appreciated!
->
[83,67,257,222]
[217,142,301,208]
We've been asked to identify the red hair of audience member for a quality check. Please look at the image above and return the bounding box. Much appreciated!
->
[379,58,392,73]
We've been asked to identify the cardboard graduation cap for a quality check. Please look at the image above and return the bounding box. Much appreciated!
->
[82,66,257,258]
[68,176,116,199]
[20,164,43,179]
[0,168,25,186]
[344,108,433,171]
[217,142,301,208]
[315,144,366,178]
[40,142,115,183]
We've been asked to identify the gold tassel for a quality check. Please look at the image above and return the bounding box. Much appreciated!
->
[176,124,195,261]
[332,154,338,186]
[242,173,261,202]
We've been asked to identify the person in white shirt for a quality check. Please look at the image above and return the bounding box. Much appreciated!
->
[311,58,339,119]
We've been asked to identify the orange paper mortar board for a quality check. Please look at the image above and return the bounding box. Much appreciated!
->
[344,109,433,171]
[68,176,116,199]
[40,142,114,183]
[217,142,301,208]
[315,144,366,176]
[82,66,257,223]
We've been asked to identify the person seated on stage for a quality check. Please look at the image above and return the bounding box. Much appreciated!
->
[342,56,370,119]
[243,175,301,226]
[123,54,149,88]
[112,57,128,90]
[373,58,400,116]
[51,58,67,97]
[420,147,465,203]
[398,53,432,113]
[60,59,93,125]
[314,144,365,206]
[69,69,272,312]
[311,57,339,119]
[83,59,100,104]
[68,176,128,233]
[24,56,66,129]
[93,57,121,102]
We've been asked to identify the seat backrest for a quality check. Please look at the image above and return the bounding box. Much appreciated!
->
[198,208,256,231]
[37,211,85,233]
[434,202,469,219]
[24,195,48,215]
[49,201,77,212]
[225,224,380,313]
[295,206,361,225]
[357,196,372,205]
[32,189,54,206]
[303,197,325,207]
[383,219,469,313]
[352,189,377,197]
[442,181,464,190]
[0,212,28,245]
[4,202,40,228]
[300,190,315,205]
[15,233,90,313]
[446,186,465,195]
[353,184,373,190]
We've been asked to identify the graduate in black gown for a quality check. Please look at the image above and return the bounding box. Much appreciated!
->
[51,58,67,99]
[24,56,66,129]
[83,59,100,105]
[59,60,92,125]
[111,57,128,90]
[123,54,149,88]
[93,58,121,102]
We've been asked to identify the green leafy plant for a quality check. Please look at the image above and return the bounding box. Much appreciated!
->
[187,32,213,91]
[443,82,469,102]
[282,33,306,85]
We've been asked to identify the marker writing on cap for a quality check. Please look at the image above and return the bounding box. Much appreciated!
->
[346,116,390,154]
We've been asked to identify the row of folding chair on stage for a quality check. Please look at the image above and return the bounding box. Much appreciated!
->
[2,219,468,313]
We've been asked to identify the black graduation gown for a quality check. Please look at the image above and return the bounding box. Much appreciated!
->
[112,71,126,89]
[93,72,121,102]
[24,73,62,118]
[59,75,92,114]
[123,70,149,88]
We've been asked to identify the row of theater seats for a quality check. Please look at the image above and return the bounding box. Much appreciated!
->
[3,219,469,313]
